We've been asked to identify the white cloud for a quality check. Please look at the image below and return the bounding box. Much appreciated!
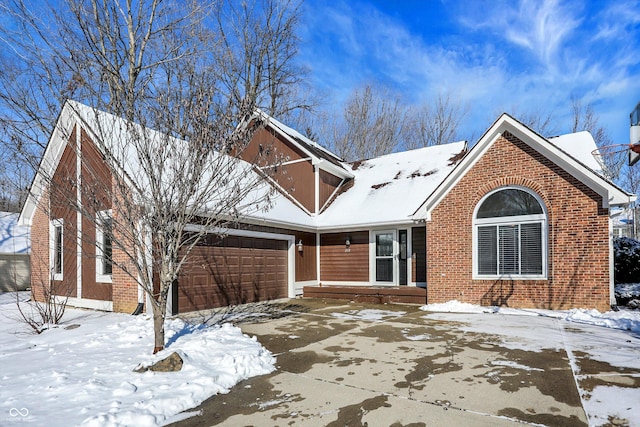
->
[300,0,640,147]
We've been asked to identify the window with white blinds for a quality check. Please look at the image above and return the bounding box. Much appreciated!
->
[474,188,546,279]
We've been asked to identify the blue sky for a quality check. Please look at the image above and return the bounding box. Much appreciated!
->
[298,0,640,146]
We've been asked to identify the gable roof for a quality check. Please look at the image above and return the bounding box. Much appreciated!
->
[548,131,603,174]
[255,111,353,180]
[314,142,467,229]
[19,101,315,229]
[413,114,635,221]
[21,103,635,232]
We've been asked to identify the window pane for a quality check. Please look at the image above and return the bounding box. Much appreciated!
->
[521,223,542,274]
[478,189,543,218]
[478,226,497,275]
[103,218,113,275]
[376,233,393,257]
[54,225,62,275]
[376,258,393,281]
[499,225,519,274]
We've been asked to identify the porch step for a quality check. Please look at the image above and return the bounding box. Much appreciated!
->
[302,285,427,305]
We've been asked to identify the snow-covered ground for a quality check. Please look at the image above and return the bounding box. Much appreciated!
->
[0,292,275,426]
[421,300,640,427]
[2,292,639,427]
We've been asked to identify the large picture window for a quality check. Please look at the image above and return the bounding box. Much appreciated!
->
[474,187,547,279]
[96,210,113,282]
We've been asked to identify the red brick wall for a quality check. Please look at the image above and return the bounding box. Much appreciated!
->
[110,180,140,314]
[30,189,51,303]
[427,131,611,311]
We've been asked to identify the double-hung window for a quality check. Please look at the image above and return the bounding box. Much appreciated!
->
[51,219,64,280]
[96,210,113,282]
[474,187,547,279]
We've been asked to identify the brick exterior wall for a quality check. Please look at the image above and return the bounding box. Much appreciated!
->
[110,179,140,314]
[426,131,611,311]
[30,189,51,302]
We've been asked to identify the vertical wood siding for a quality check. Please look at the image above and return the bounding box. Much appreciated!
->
[320,231,369,282]
[411,226,426,283]
[319,170,342,209]
[294,231,316,281]
[80,129,112,301]
[50,134,78,298]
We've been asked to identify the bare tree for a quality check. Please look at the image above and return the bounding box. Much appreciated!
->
[570,96,613,147]
[0,0,301,353]
[404,92,469,149]
[330,83,406,161]
[498,105,560,137]
[214,0,313,119]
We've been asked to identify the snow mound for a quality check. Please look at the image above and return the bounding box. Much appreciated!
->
[0,293,275,426]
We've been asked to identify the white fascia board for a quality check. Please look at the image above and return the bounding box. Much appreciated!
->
[414,114,634,221]
[235,215,316,233]
[19,102,78,226]
[313,158,354,180]
[504,118,634,208]
[316,219,415,232]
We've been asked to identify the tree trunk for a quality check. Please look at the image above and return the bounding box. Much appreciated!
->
[151,299,166,354]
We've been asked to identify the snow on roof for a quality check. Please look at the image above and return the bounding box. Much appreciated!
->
[257,111,346,167]
[315,142,468,228]
[548,131,604,175]
[0,212,30,254]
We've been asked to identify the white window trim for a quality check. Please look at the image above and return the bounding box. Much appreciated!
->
[472,187,548,280]
[50,218,64,281]
[369,229,398,284]
[96,210,113,283]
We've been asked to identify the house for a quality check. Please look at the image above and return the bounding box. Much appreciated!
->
[19,101,635,313]
[611,207,636,238]
[0,211,30,292]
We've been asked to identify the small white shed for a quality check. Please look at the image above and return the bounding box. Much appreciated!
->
[0,211,30,292]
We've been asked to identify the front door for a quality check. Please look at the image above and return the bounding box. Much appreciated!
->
[375,231,395,283]
[399,230,407,285]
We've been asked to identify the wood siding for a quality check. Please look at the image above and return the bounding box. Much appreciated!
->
[275,160,315,212]
[177,235,288,312]
[294,231,316,281]
[0,254,31,292]
[411,226,426,283]
[320,231,369,282]
[319,170,342,210]
[80,128,112,301]
[241,127,316,213]
[50,138,78,298]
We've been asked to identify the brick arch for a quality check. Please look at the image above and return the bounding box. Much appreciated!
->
[473,176,551,212]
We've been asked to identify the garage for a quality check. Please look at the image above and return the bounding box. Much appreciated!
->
[175,234,289,313]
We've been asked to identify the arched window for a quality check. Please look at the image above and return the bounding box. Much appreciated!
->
[473,187,547,279]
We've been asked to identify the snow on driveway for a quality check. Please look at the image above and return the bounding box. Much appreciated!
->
[421,300,640,427]
[0,293,275,426]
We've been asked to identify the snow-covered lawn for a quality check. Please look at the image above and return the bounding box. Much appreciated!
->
[0,293,275,426]
[421,300,640,427]
[2,292,639,427]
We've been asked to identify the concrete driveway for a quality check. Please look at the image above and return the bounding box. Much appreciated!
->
[170,299,640,427]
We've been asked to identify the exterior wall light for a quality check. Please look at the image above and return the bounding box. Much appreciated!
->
[297,239,303,252]
[345,238,351,253]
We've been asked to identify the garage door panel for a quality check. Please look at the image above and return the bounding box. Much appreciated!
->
[177,235,288,313]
